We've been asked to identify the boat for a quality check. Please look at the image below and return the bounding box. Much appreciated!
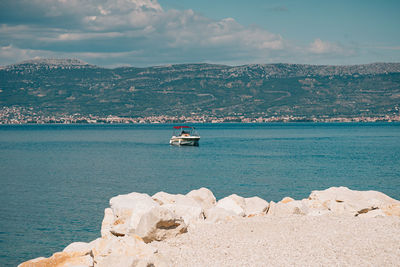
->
[169,126,200,146]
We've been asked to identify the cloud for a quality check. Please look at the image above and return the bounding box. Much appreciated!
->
[0,44,59,64]
[0,0,359,66]
[308,38,355,56]
[309,38,342,54]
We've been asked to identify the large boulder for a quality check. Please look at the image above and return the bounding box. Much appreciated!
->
[204,207,240,223]
[186,187,217,211]
[109,192,159,236]
[18,252,93,267]
[63,241,93,254]
[216,194,246,216]
[23,235,169,267]
[91,235,161,267]
[152,191,205,226]
[135,206,187,243]
[152,191,199,207]
[162,203,204,226]
[100,208,114,238]
[306,186,400,217]
[244,196,269,216]
[267,198,308,217]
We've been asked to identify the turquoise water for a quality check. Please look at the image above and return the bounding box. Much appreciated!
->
[0,123,399,266]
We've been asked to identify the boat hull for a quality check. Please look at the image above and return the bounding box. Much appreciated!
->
[170,136,200,146]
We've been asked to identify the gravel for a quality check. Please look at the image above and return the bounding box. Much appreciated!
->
[152,215,400,266]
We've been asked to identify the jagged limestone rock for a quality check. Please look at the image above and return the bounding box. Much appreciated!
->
[109,192,159,236]
[135,206,187,243]
[186,187,217,211]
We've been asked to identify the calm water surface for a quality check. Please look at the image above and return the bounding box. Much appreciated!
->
[0,123,399,266]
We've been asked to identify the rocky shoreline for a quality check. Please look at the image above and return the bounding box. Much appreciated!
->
[20,187,400,266]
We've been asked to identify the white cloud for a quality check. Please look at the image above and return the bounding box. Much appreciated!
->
[0,45,56,64]
[309,38,347,55]
[0,0,361,66]
[56,32,124,41]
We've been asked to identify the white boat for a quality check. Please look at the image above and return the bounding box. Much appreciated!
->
[170,126,200,146]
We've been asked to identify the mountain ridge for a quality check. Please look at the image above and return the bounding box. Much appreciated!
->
[1,58,400,122]
[4,58,400,73]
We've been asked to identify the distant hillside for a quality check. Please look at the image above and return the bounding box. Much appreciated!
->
[1,59,400,118]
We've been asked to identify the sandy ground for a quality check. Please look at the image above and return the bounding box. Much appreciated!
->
[152,215,400,266]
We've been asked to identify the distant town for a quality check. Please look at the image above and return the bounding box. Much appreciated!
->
[1,106,399,124]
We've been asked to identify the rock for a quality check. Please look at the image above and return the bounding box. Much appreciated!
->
[91,235,158,266]
[18,252,93,267]
[281,197,294,204]
[63,241,92,254]
[381,203,400,217]
[162,203,204,225]
[20,187,400,267]
[244,196,269,216]
[152,191,199,207]
[356,208,386,218]
[135,206,187,243]
[306,186,400,216]
[109,192,159,236]
[19,239,101,267]
[204,207,240,223]
[152,191,205,226]
[267,200,307,217]
[216,194,246,216]
[96,255,136,267]
[100,208,114,238]
[18,257,46,266]
[133,252,170,267]
[152,191,182,205]
[300,199,330,216]
[186,187,217,211]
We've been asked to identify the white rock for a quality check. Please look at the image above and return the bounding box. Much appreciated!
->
[18,252,93,267]
[267,200,307,217]
[66,254,94,267]
[244,196,269,216]
[186,187,217,211]
[100,208,114,238]
[356,208,386,218]
[96,255,136,267]
[216,194,246,216]
[109,192,159,236]
[152,191,205,226]
[91,235,157,266]
[18,257,46,266]
[152,191,184,205]
[152,191,199,207]
[301,199,331,216]
[134,252,171,267]
[204,207,239,223]
[381,204,400,217]
[307,186,400,216]
[135,206,187,243]
[63,242,92,254]
[162,203,204,225]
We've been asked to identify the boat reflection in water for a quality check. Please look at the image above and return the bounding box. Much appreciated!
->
[169,126,200,146]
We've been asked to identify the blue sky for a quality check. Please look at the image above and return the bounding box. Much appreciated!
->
[0,0,399,67]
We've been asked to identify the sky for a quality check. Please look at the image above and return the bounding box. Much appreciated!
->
[0,0,399,67]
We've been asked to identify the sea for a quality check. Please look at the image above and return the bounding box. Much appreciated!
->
[0,123,399,266]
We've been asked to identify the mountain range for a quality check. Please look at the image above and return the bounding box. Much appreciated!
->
[1,59,400,119]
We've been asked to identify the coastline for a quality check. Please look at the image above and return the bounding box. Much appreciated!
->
[2,106,400,124]
[19,186,400,266]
